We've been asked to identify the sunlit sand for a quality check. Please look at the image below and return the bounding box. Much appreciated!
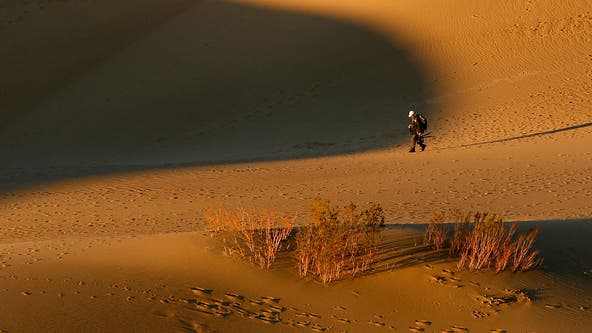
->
[0,0,591,332]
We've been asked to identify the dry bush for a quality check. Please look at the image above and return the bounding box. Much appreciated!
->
[203,208,294,270]
[458,213,510,271]
[424,211,448,250]
[493,223,519,272]
[295,198,384,284]
[510,227,542,272]
[425,210,542,272]
[451,212,541,272]
[449,211,472,256]
[294,226,315,277]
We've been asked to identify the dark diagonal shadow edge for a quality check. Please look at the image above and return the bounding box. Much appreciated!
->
[0,0,434,192]
[449,122,592,149]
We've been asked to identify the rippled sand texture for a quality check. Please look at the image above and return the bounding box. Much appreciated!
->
[0,0,591,332]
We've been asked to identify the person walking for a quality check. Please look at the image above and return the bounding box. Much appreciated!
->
[407,110,427,152]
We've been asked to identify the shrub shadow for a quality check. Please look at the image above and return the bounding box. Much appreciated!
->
[274,218,592,282]
[272,224,451,280]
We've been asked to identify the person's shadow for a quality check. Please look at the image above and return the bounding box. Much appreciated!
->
[452,122,592,148]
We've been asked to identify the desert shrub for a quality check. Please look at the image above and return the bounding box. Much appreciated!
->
[425,210,542,272]
[510,227,542,272]
[457,213,516,271]
[204,208,294,269]
[424,211,448,250]
[457,213,541,272]
[449,211,471,256]
[295,198,384,284]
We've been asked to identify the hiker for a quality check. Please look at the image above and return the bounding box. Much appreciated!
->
[407,110,427,152]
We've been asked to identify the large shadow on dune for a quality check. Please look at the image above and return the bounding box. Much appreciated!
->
[273,219,592,282]
[374,219,592,280]
[0,1,432,190]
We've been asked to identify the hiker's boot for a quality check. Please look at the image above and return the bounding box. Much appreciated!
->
[408,148,416,153]
[420,143,426,151]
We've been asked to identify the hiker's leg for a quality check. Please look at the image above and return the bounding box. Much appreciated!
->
[409,135,417,152]
[418,135,426,151]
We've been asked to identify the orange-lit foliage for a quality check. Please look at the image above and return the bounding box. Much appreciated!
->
[295,198,384,284]
[204,208,294,270]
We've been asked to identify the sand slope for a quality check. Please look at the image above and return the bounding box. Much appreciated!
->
[1,226,591,333]
[0,0,591,332]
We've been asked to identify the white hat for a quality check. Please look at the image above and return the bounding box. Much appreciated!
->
[408,110,415,117]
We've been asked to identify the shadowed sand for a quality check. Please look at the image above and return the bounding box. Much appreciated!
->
[1,0,430,188]
[0,0,591,332]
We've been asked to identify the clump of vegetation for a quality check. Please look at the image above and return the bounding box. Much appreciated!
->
[449,211,471,257]
[295,198,384,284]
[424,211,448,250]
[204,208,295,270]
[424,211,542,272]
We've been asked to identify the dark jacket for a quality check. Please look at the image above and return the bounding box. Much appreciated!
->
[408,116,422,135]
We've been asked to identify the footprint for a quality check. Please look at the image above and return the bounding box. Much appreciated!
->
[261,296,280,304]
[195,301,214,310]
[223,292,244,301]
[268,304,285,312]
[282,319,297,326]
[311,324,328,332]
[228,301,241,308]
[211,299,231,307]
[254,314,279,324]
[431,275,447,284]
[215,305,233,317]
[294,310,309,317]
[331,315,351,324]
[191,288,213,297]
[294,321,311,327]
[472,310,490,319]
[234,307,252,317]
[249,299,264,306]
[415,320,431,326]
[369,320,385,327]
[260,309,280,317]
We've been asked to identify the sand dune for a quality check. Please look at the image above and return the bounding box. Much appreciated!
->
[0,0,591,331]
[1,225,591,332]
[1,0,429,170]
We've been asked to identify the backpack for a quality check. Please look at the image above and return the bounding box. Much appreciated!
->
[417,114,428,132]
